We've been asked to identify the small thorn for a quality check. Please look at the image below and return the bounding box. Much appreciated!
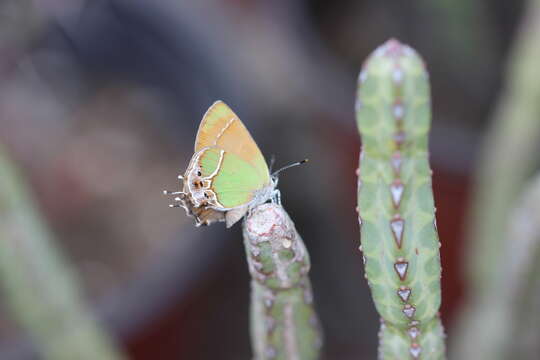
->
[390,215,405,248]
[393,103,405,120]
[410,343,422,358]
[392,67,404,84]
[164,190,182,195]
[169,204,182,208]
[394,131,406,146]
[397,286,411,302]
[359,70,368,83]
[383,38,404,55]
[408,327,420,340]
[390,180,404,208]
[178,175,184,180]
[391,152,402,173]
[403,304,416,318]
[394,257,408,280]
[264,298,273,308]
[174,197,182,201]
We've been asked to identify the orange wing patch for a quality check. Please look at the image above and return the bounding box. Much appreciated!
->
[194,101,269,180]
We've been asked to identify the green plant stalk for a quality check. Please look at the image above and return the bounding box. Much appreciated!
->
[243,203,322,360]
[356,39,445,359]
[502,173,540,359]
[452,2,540,357]
[466,0,540,297]
[0,146,125,360]
[451,172,540,360]
[513,240,540,359]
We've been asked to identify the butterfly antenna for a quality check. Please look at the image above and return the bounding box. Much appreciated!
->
[272,159,308,177]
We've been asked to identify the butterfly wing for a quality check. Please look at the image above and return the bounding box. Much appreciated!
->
[179,193,226,226]
[196,147,270,209]
[177,102,272,227]
[195,101,270,182]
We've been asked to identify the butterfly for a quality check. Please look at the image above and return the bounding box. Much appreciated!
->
[165,101,304,228]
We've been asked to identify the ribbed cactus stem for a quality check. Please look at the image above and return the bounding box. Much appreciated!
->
[0,146,125,360]
[243,203,322,360]
[355,39,445,359]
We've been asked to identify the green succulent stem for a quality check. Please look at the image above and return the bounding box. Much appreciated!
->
[243,203,322,360]
[495,173,540,359]
[466,0,540,298]
[355,39,445,359]
[0,145,125,360]
[452,172,540,360]
[452,2,540,358]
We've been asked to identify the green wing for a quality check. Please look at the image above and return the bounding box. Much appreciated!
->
[195,101,270,182]
[198,147,268,209]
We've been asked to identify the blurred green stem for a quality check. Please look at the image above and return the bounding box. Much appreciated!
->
[243,203,322,360]
[508,175,540,359]
[0,145,125,360]
[452,172,540,360]
[453,2,540,356]
[466,0,540,297]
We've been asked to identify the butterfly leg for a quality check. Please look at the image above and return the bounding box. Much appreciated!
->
[163,190,184,195]
[166,194,189,212]
[164,190,184,207]
[271,189,282,205]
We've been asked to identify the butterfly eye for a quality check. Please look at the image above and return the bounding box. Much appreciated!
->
[204,192,209,198]
[197,171,202,176]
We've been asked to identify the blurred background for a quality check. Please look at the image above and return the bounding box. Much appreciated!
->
[0,0,529,359]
